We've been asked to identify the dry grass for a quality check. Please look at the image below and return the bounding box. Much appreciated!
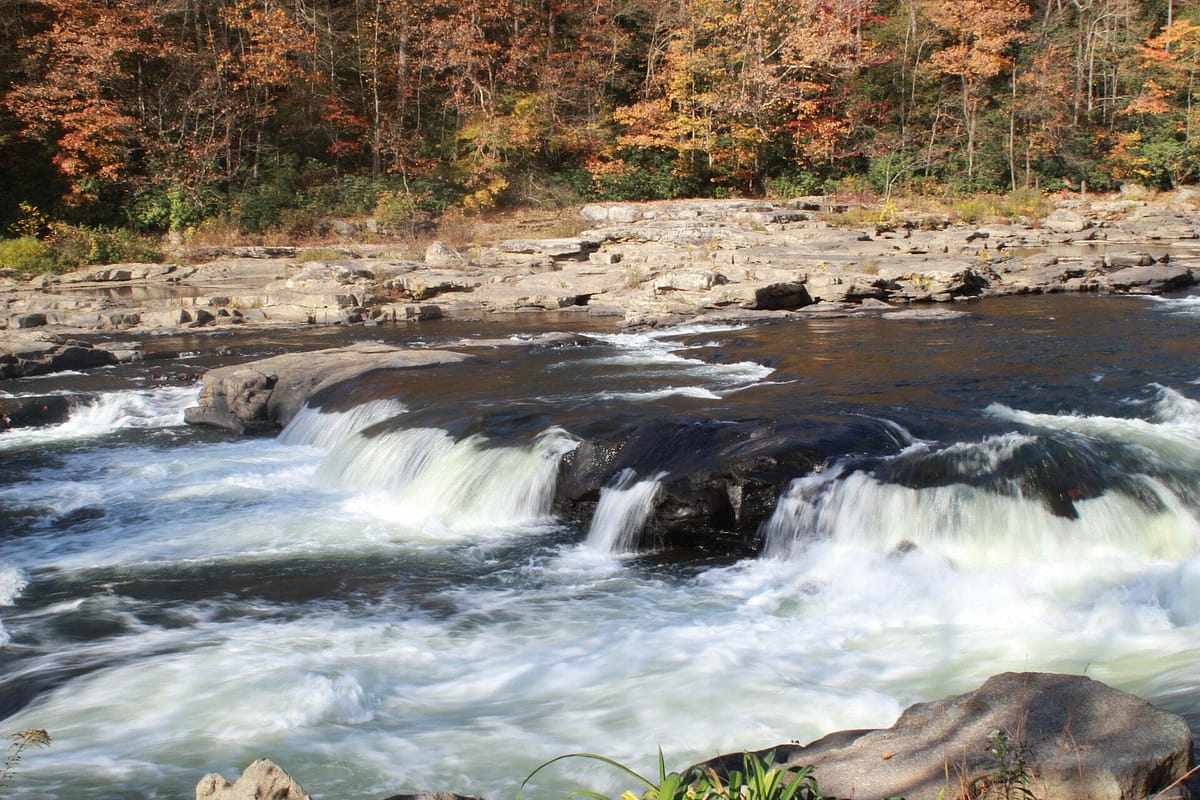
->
[822,190,1055,229]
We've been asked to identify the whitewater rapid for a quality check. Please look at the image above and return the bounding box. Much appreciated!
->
[3,308,1200,800]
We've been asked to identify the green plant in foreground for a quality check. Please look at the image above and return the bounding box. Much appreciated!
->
[974,730,1035,800]
[0,729,51,794]
[517,749,823,800]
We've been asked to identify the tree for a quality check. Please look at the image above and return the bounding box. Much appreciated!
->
[921,0,1031,186]
[4,0,159,207]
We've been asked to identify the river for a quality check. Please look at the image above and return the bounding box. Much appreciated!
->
[2,293,1199,799]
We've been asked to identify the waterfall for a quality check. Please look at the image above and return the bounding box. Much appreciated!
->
[586,469,667,554]
[317,426,580,532]
[278,399,407,449]
[762,422,1200,565]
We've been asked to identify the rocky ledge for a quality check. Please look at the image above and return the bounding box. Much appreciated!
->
[2,194,1199,371]
[197,672,1194,800]
[183,342,478,434]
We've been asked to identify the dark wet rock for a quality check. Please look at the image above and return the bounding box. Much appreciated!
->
[861,432,1162,520]
[556,415,906,551]
[184,343,475,434]
[705,672,1193,800]
[752,281,812,310]
[0,394,71,429]
[53,505,107,529]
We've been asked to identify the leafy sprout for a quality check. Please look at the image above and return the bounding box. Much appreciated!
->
[517,749,824,800]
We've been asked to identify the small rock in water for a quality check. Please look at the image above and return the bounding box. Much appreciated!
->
[196,759,311,800]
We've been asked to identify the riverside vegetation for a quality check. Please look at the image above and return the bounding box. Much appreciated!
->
[1,0,1199,259]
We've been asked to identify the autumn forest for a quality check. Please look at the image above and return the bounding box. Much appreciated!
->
[0,0,1198,242]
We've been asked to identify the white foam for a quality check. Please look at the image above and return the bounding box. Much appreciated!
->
[986,387,1200,468]
[1149,294,1200,318]
[0,560,27,606]
[0,385,199,451]
[583,327,773,398]
[764,468,1200,566]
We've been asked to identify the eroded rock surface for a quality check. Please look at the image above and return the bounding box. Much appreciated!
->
[705,672,1193,800]
[196,758,311,800]
[184,343,475,433]
[3,194,1199,366]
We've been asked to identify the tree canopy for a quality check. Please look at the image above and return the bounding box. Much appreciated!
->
[0,0,1196,234]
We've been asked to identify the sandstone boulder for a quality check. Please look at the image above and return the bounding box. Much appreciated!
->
[497,237,600,260]
[1104,264,1195,294]
[424,240,468,268]
[1043,209,1091,234]
[0,334,118,379]
[710,672,1192,800]
[184,343,475,433]
[196,759,310,800]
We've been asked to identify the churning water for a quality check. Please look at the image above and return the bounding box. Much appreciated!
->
[2,295,1200,800]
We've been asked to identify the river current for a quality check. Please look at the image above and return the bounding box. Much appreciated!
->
[2,294,1200,799]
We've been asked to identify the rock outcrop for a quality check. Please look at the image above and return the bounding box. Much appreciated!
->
[184,343,475,433]
[705,672,1194,800]
[3,194,1199,342]
[0,330,121,379]
[555,415,903,551]
[196,758,311,800]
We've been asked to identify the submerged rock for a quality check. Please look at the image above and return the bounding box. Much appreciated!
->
[705,672,1193,800]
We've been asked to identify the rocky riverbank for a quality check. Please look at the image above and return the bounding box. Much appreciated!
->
[195,672,1195,800]
[2,193,1199,380]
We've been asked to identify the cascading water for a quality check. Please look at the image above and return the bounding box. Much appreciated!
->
[0,384,198,451]
[278,399,407,448]
[4,296,1200,800]
[585,469,668,554]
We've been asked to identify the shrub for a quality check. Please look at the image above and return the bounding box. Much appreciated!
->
[765,171,827,200]
[131,186,219,232]
[997,189,1051,222]
[373,191,434,237]
[48,223,162,268]
[0,236,56,273]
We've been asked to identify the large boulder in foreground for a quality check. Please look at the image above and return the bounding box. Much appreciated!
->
[184,343,475,433]
[196,758,311,800]
[708,672,1192,800]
